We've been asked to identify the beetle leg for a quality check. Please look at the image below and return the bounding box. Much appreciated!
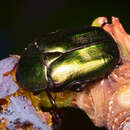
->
[40,52,62,128]
[69,82,87,92]
[46,68,55,90]
[40,53,55,90]
[46,90,62,129]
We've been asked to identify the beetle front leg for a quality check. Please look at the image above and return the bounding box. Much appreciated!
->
[40,53,62,129]
[46,90,62,130]
[40,53,56,90]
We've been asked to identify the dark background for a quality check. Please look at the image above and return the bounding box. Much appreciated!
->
[0,0,129,130]
[0,0,130,60]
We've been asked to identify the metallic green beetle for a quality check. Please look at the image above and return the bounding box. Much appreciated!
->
[16,27,119,92]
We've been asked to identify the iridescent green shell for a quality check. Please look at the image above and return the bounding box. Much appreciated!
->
[16,27,119,91]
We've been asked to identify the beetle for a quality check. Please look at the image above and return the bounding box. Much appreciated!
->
[16,27,119,92]
[16,26,120,129]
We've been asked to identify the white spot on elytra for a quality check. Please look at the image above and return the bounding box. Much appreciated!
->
[34,42,39,48]
[34,42,37,45]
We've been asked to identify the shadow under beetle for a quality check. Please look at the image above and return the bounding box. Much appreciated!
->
[16,26,120,129]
